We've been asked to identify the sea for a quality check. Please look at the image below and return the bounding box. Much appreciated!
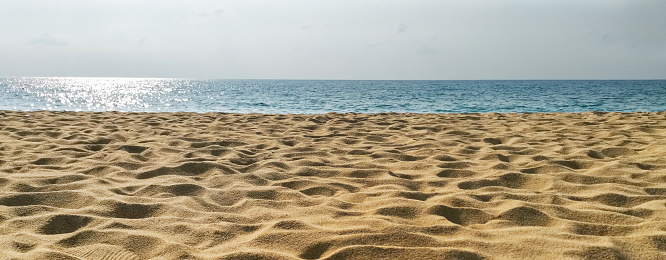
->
[1,78,665,114]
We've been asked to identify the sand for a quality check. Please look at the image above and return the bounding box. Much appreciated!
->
[1,110,665,260]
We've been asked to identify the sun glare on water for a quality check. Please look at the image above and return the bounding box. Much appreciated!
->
[7,77,183,111]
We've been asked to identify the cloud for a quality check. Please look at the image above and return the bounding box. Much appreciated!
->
[417,44,438,55]
[193,7,224,17]
[586,29,615,45]
[301,23,331,33]
[30,33,68,46]
[397,23,406,34]
[366,39,392,49]
[132,37,146,46]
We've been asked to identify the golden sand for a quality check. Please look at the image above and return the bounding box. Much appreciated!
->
[1,111,665,259]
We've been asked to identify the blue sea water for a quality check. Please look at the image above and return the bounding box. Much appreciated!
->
[0,78,665,114]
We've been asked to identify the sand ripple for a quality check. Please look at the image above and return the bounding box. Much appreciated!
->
[1,111,666,259]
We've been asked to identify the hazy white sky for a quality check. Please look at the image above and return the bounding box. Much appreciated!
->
[0,0,664,79]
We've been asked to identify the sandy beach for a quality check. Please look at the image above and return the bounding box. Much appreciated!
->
[1,110,665,259]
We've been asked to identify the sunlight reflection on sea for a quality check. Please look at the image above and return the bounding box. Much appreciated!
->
[1,78,665,113]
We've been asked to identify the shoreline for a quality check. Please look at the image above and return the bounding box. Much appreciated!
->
[1,111,665,259]
[3,109,666,115]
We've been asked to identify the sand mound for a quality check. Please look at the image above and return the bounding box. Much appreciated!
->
[1,111,666,259]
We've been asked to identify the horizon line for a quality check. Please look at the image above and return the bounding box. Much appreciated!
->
[2,76,665,81]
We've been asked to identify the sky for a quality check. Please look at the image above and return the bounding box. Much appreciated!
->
[0,0,664,80]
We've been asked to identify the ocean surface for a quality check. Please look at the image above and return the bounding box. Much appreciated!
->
[1,78,665,114]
